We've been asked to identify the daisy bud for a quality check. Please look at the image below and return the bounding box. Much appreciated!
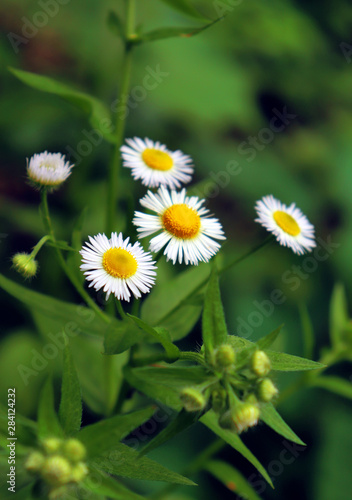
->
[180,387,207,412]
[12,253,38,279]
[251,350,271,377]
[211,388,227,413]
[42,438,62,455]
[231,403,260,433]
[63,439,86,462]
[41,455,72,487]
[25,451,45,474]
[70,462,89,483]
[258,378,278,402]
[214,344,236,370]
[27,151,74,189]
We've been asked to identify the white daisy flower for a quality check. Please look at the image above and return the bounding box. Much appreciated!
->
[254,195,316,255]
[133,186,226,265]
[120,137,193,189]
[80,232,157,301]
[27,151,74,188]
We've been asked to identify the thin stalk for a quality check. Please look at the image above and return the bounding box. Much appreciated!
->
[30,235,51,259]
[40,189,109,323]
[106,0,136,233]
[116,299,127,320]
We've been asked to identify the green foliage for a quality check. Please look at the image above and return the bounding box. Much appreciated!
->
[83,469,145,500]
[329,283,350,348]
[107,11,125,40]
[157,0,209,20]
[260,403,305,445]
[37,379,63,440]
[310,376,352,400]
[59,337,82,436]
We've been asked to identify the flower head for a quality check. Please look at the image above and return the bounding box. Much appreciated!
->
[12,252,38,279]
[133,186,225,265]
[121,137,193,189]
[80,232,157,301]
[255,195,316,255]
[27,151,73,189]
[251,350,271,377]
[180,387,207,412]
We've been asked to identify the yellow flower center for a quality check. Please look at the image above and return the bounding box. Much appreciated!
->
[102,248,137,279]
[273,211,300,236]
[142,148,173,171]
[162,204,201,239]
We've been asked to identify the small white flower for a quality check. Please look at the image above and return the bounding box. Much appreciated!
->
[121,137,193,189]
[255,195,316,255]
[80,232,157,301]
[133,186,226,265]
[27,151,73,188]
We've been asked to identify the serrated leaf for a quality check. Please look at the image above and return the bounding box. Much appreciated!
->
[310,376,352,400]
[299,303,315,359]
[37,378,63,439]
[92,442,196,485]
[9,67,115,143]
[140,410,200,457]
[329,283,349,347]
[127,314,180,361]
[267,350,325,371]
[138,17,223,44]
[204,459,262,500]
[260,404,305,445]
[107,10,125,39]
[202,268,228,361]
[256,324,283,350]
[83,469,145,500]
[78,407,155,458]
[59,336,82,435]
[200,411,273,487]
[158,0,209,20]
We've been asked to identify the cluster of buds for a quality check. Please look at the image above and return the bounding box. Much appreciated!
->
[25,437,88,495]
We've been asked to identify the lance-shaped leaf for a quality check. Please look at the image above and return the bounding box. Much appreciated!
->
[78,407,155,458]
[256,324,283,350]
[310,376,352,400]
[83,468,145,500]
[9,68,115,144]
[38,378,63,439]
[127,315,180,361]
[107,10,125,40]
[104,321,147,355]
[329,283,349,347]
[59,336,82,435]
[91,442,196,485]
[201,411,273,487]
[204,459,263,500]
[126,365,209,388]
[266,351,325,371]
[202,267,228,362]
[158,0,209,20]
[260,404,305,445]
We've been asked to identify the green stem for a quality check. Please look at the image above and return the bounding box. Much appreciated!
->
[106,0,136,233]
[40,189,109,323]
[30,235,51,260]
[116,299,127,320]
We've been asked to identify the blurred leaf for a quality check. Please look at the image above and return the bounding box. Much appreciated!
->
[127,315,180,361]
[299,303,315,359]
[267,350,325,371]
[126,365,209,388]
[202,267,228,362]
[256,324,283,350]
[329,283,349,347]
[83,468,145,500]
[204,459,262,500]
[310,376,352,400]
[107,10,125,39]
[260,404,305,445]
[9,68,115,143]
[78,407,155,458]
[37,378,63,439]
[201,411,273,487]
[47,240,76,252]
[59,336,82,436]
[67,207,88,285]
[92,442,196,485]
[157,0,209,20]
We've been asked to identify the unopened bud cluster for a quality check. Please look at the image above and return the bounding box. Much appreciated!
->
[25,437,88,491]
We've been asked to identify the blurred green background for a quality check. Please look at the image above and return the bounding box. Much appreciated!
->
[1,0,352,498]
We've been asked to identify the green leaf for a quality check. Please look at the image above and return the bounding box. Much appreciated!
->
[107,10,125,39]
[138,17,223,44]
[201,411,273,487]
[59,336,82,435]
[67,207,88,285]
[266,350,325,371]
[103,321,146,355]
[256,324,283,350]
[158,0,209,20]
[9,67,115,143]
[141,264,210,341]
[78,407,155,458]
[204,459,263,500]
[37,378,63,439]
[260,404,305,445]
[127,314,180,361]
[329,283,349,347]
[126,365,209,388]
[299,303,315,359]
[310,376,352,400]
[83,468,145,500]
[140,409,200,457]
[202,267,228,361]
[91,442,196,485]
[47,240,76,252]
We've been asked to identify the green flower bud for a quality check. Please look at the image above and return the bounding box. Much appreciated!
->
[258,378,278,402]
[70,462,89,483]
[214,344,236,369]
[211,388,227,413]
[231,403,260,433]
[12,253,38,279]
[180,388,206,412]
[25,451,45,474]
[41,455,72,487]
[251,350,271,377]
[63,439,86,462]
[42,438,62,455]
